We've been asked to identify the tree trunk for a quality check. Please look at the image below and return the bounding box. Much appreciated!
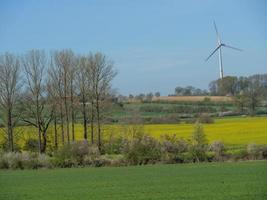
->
[54,116,58,149]
[90,100,94,144]
[7,107,14,152]
[38,128,42,154]
[96,96,101,150]
[64,74,70,143]
[36,97,42,154]
[71,81,75,141]
[41,131,47,153]
[60,101,65,145]
[82,94,88,140]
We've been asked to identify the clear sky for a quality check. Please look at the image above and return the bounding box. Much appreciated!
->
[0,0,266,95]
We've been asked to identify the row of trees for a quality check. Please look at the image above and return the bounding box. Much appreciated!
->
[173,86,208,96]
[0,50,116,153]
[209,75,267,113]
[209,74,267,97]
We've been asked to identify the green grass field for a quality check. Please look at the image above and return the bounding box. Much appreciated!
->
[0,161,266,200]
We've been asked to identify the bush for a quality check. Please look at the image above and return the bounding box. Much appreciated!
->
[103,137,123,154]
[20,152,39,169]
[23,138,39,152]
[0,151,9,169]
[37,154,53,169]
[227,149,248,161]
[198,114,214,124]
[5,152,24,169]
[123,135,161,165]
[54,141,95,167]
[247,143,260,160]
[259,145,267,159]
[178,152,194,163]
[184,118,197,124]
[0,140,21,152]
[0,151,53,169]
[210,141,225,161]
[84,154,125,167]
[150,114,180,124]
[160,135,188,163]
[189,123,208,162]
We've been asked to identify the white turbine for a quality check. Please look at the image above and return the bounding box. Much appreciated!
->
[206,21,242,79]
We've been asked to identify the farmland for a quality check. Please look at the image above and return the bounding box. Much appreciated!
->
[153,95,233,102]
[0,161,266,200]
[2,116,267,149]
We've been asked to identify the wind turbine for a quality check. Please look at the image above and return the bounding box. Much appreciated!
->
[206,21,242,79]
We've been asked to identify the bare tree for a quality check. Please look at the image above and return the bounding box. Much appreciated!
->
[76,56,89,140]
[54,50,75,143]
[0,53,21,151]
[70,57,77,141]
[48,54,65,145]
[91,53,117,150]
[21,50,53,153]
[87,54,96,144]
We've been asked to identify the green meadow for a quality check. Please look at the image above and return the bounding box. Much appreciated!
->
[0,161,266,200]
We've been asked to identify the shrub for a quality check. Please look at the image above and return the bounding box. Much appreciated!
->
[54,141,92,167]
[20,152,39,169]
[247,143,260,160]
[123,135,161,165]
[103,136,123,154]
[160,134,188,163]
[178,152,194,163]
[210,141,225,161]
[184,118,197,124]
[189,123,208,162]
[83,155,108,167]
[54,141,102,168]
[84,154,125,167]
[23,138,39,152]
[37,154,53,169]
[198,114,214,124]
[0,140,21,152]
[206,151,216,162]
[259,145,267,159]
[227,149,248,161]
[0,151,9,169]
[150,114,180,124]
[6,152,24,169]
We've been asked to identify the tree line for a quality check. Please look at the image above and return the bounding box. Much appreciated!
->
[209,75,267,113]
[0,50,116,153]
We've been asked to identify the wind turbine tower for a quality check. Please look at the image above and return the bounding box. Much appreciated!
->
[206,21,242,79]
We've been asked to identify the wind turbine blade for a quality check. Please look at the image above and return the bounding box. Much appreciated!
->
[223,44,243,51]
[205,45,221,61]
[213,21,221,44]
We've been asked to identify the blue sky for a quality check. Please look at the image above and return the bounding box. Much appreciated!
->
[0,0,266,95]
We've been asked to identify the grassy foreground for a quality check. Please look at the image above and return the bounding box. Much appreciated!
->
[0,161,267,200]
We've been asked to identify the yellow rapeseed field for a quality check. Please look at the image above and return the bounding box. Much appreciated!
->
[1,116,267,148]
[144,117,267,145]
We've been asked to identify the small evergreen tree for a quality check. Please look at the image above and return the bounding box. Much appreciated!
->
[190,122,208,162]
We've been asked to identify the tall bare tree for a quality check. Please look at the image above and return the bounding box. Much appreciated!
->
[54,50,75,143]
[88,54,96,144]
[91,53,117,150]
[21,50,53,153]
[0,53,21,151]
[76,56,89,140]
[48,54,66,145]
[70,58,77,141]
